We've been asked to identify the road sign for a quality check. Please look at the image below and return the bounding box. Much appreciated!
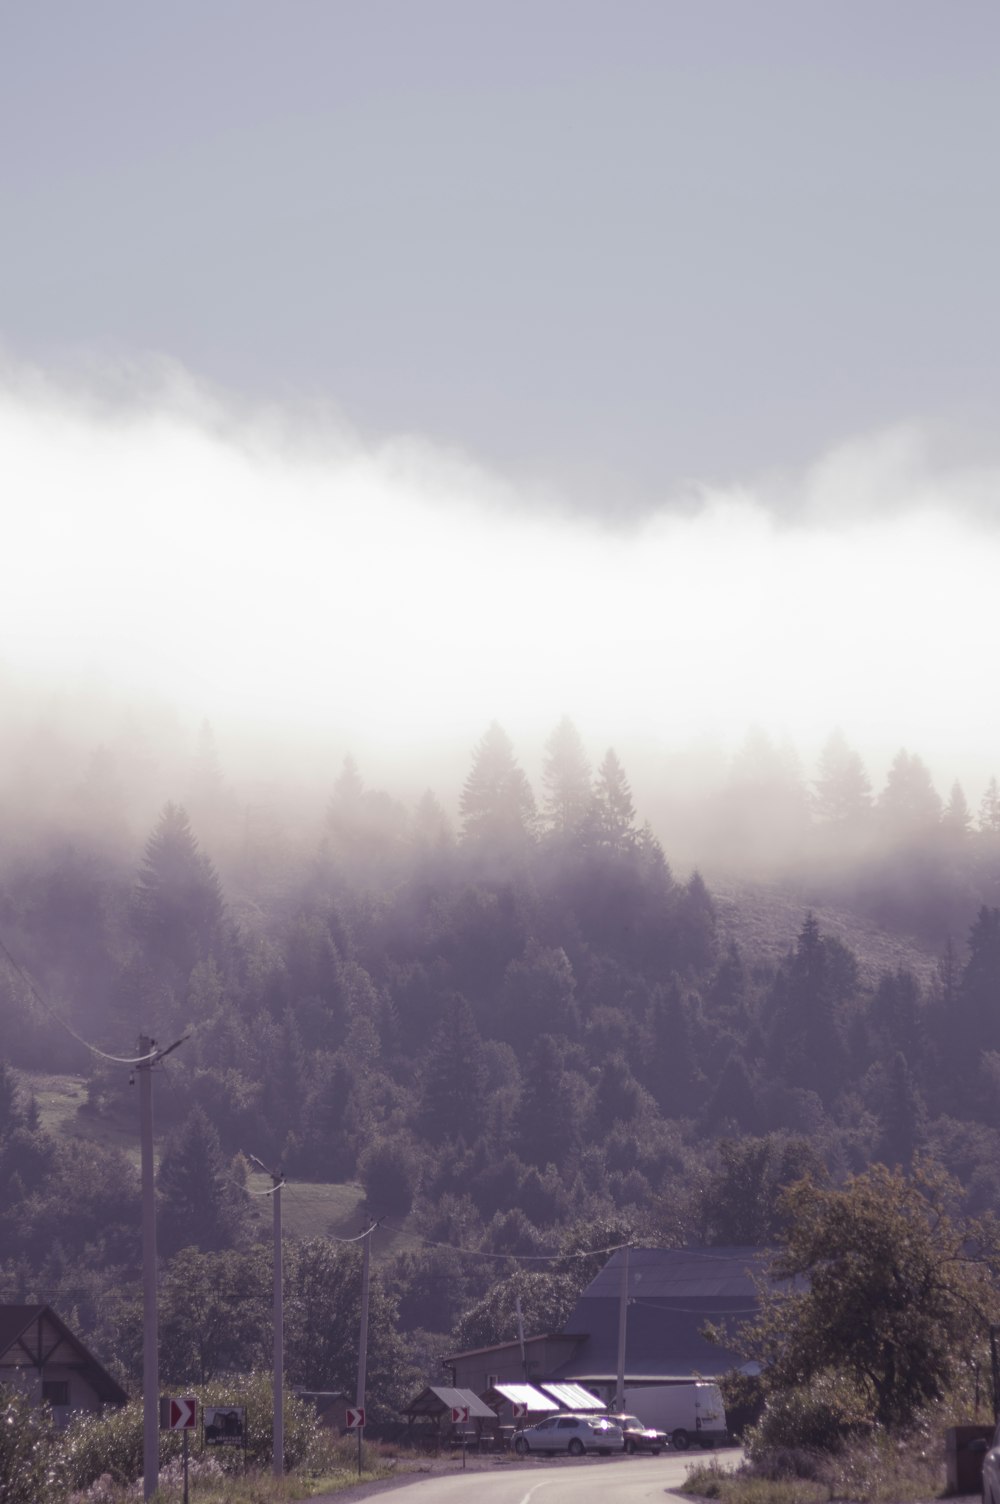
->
[204,1405,245,1446]
[451,1405,470,1424]
[511,1402,528,1418]
[160,1396,197,1430]
[345,1406,365,1429]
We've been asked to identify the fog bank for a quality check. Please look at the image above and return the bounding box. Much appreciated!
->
[3,359,998,802]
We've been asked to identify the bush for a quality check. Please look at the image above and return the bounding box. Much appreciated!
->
[745,1374,872,1457]
[0,1385,67,1503]
[59,1373,321,1490]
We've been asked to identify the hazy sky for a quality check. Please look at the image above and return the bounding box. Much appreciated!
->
[2,3,999,803]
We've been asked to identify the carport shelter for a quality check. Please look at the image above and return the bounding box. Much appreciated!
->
[402,1385,497,1446]
[481,1381,558,1422]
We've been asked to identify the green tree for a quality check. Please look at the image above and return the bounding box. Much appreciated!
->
[132,803,224,981]
[284,1238,414,1420]
[942,781,973,842]
[979,776,1000,837]
[591,749,636,851]
[878,750,942,843]
[157,1106,250,1256]
[416,994,487,1145]
[728,1164,993,1431]
[813,729,872,831]
[159,1246,269,1383]
[460,723,537,853]
[542,717,592,838]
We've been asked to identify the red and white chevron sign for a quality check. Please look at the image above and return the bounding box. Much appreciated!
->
[511,1402,528,1418]
[345,1406,365,1429]
[167,1397,197,1430]
[451,1405,470,1424]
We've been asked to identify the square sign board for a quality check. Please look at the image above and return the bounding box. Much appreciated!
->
[204,1406,246,1446]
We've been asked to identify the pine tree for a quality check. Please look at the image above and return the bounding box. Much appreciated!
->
[813,730,872,829]
[157,1106,250,1256]
[132,803,225,980]
[878,750,942,841]
[542,717,591,837]
[591,749,635,850]
[459,723,537,852]
[942,781,972,841]
[979,777,1000,836]
[417,995,488,1145]
[518,1034,579,1168]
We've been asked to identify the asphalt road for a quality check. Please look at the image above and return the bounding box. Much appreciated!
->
[323,1448,742,1504]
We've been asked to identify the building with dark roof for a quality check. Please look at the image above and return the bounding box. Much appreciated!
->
[440,1247,775,1403]
[0,1305,128,1425]
[551,1246,771,1388]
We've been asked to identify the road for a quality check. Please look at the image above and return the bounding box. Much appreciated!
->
[325,1448,742,1504]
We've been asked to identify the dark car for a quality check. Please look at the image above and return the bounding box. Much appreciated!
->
[605,1412,669,1455]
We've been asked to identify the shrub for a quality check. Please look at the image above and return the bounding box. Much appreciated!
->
[60,1373,321,1491]
[0,1385,67,1503]
[745,1374,871,1457]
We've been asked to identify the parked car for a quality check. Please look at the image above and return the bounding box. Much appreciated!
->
[604,1412,669,1454]
[979,1420,1000,1504]
[513,1413,624,1456]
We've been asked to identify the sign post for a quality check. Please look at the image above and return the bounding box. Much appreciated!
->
[160,1397,197,1504]
[451,1405,471,1469]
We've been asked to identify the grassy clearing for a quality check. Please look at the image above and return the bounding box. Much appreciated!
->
[23,1071,423,1256]
[682,1438,948,1504]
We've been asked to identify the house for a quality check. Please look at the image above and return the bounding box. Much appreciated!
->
[440,1330,587,1393]
[0,1305,127,1426]
[550,1245,772,1398]
[441,1247,775,1409]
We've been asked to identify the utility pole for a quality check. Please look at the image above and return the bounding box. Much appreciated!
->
[515,1294,528,1383]
[138,1036,158,1503]
[615,1244,630,1413]
[136,1032,187,1504]
[247,1153,286,1476]
[273,1167,284,1477]
[356,1223,372,1477]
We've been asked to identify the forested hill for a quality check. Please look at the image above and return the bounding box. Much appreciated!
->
[3,715,1000,1398]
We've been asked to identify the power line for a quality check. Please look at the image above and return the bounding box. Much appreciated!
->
[379,1218,633,1266]
[0,932,186,1066]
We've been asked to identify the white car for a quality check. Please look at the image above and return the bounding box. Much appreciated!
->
[513,1413,624,1456]
[979,1423,1000,1504]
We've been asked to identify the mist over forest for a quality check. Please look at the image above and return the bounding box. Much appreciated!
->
[3,693,1000,1410]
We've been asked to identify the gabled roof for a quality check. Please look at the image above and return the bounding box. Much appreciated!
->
[577,1246,773,1302]
[553,1246,776,1384]
[0,1305,128,1406]
[540,1381,604,1411]
[487,1382,558,1412]
[403,1385,496,1420]
[441,1331,582,1362]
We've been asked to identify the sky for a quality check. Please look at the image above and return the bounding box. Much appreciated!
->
[2,2,999,807]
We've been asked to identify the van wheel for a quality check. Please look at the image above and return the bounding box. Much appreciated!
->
[568,1438,585,1456]
[672,1430,689,1451]
[514,1437,529,1455]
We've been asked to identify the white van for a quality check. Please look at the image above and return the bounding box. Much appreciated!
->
[621,1382,727,1450]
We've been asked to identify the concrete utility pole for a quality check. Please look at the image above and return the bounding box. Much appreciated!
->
[356,1223,373,1476]
[137,1036,159,1504]
[136,1033,187,1504]
[273,1170,284,1476]
[615,1244,630,1412]
[247,1153,286,1476]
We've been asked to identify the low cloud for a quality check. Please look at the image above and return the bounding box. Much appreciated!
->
[2,357,998,799]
